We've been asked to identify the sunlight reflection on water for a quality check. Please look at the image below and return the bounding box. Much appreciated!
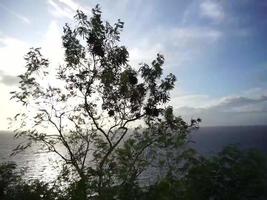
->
[23,149,63,182]
[0,132,64,182]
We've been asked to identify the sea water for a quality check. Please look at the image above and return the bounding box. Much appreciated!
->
[1,126,267,182]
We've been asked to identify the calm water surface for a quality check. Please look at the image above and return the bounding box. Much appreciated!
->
[1,126,267,182]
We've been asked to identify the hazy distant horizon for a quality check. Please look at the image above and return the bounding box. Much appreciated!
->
[2,124,267,133]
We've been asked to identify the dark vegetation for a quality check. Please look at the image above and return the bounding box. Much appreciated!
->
[1,5,267,200]
[1,146,267,200]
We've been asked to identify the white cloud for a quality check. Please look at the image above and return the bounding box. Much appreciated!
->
[241,87,267,98]
[0,36,28,129]
[127,25,222,71]
[0,20,66,130]
[171,27,222,44]
[0,84,21,130]
[0,3,31,24]
[0,37,30,130]
[0,71,19,86]
[39,21,64,67]
[173,89,267,126]
[171,94,211,108]
[0,20,64,77]
[128,43,164,67]
[0,36,30,75]
[200,0,224,22]
[47,0,74,19]
[57,0,80,9]
[47,0,90,19]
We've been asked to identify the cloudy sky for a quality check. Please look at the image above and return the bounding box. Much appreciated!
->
[0,0,267,129]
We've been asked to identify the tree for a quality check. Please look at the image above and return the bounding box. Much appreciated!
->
[10,5,200,199]
[0,162,17,198]
[0,162,62,200]
[139,146,267,200]
[182,146,267,200]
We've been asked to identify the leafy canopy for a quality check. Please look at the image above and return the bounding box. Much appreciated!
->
[10,5,200,199]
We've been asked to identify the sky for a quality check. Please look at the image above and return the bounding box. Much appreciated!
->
[0,0,267,129]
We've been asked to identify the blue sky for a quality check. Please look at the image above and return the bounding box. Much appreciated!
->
[0,0,267,128]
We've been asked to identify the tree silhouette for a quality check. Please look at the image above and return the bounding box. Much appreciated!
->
[183,146,267,200]
[141,146,267,200]
[10,5,200,199]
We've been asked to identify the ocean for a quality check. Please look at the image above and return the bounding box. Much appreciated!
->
[189,126,267,155]
[0,126,267,182]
